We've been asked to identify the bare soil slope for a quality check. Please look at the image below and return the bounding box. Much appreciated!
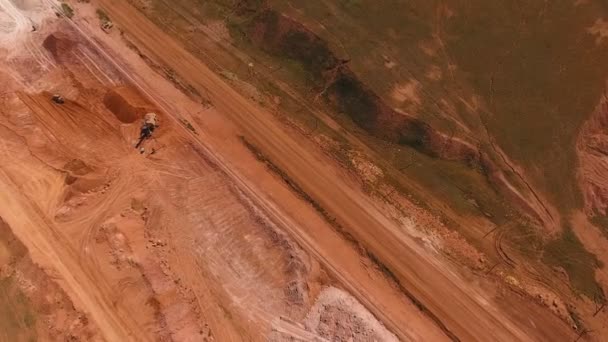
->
[121,0,608,338]
[0,2,418,341]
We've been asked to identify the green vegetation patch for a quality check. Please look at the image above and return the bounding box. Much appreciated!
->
[507,222,544,258]
[96,8,110,22]
[257,0,608,215]
[252,0,608,298]
[246,9,444,154]
[246,9,338,84]
[0,276,37,341]
[61,3,74,18]
[328,73,378,130]
[543,227,604,300]
[445,1,608,212]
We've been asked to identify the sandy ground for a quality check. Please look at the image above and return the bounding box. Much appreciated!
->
[0,1,430,340]
[0,0,582,341]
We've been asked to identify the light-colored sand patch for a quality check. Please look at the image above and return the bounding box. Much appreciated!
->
[391,80,421,108]
[0,0,29,48]
[458,94,483,114]
[201,20,231,43]
[426,65,442,80]
[348,150,383,183]
[0,0,52,46]
[438,3,455,19]
[419,39,439,56]
[588,18,608,45]
[382,55,397,69]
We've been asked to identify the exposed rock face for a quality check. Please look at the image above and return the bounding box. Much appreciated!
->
[578,95,608,217]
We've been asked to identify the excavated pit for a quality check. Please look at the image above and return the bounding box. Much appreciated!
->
[42,32,76,58]
[103,86,156,124]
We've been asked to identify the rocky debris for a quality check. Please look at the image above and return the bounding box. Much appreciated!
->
[348,150,384,184]
[501,271,576,329]
[578,95,608,216]
[149,238,166,248]
[95,219,139,269]
[55,195,87,220]
[304,287,398,342]
[316,305,378,341]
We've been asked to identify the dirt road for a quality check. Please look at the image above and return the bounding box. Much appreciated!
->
[0,0,577,340]
[92,0,576,340]
[1,1,444,340]
[0,122,140,340]
[56,2,448,340]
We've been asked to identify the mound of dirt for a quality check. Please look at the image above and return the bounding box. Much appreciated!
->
[63,159,92,176]
[304,287,398,341]
[103,86,156,124]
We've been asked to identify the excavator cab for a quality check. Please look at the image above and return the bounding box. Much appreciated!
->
[51,94,64,104]
[140,123,155,139]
